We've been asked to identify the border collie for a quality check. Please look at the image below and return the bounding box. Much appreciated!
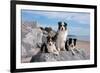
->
[54,21,68,52]
[66,38,79,55]
[41,35,59,55]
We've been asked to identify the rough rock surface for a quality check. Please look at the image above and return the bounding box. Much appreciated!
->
[21,28,43,59]
[30,49,90,62]
[21,21,43,60]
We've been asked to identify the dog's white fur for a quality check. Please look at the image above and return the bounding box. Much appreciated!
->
[68,45,80,55]
[68,46,76,55]
[67,39,79,55]
[47,41,59,55]
[56,22,68,51]
[56,31,68,51]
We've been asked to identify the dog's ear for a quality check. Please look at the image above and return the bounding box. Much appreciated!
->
[64,22,67,26]
[64,22,67,30]
[58,21,61,25]
[69,38,72,45]
[74,38,77,46]
[69,38,72,41]
[58,21,61,30]
[74,38,77,42]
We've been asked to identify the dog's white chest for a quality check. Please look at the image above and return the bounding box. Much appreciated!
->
[56,31,68,49]
[57,31,68,41]
[47,44,56,52]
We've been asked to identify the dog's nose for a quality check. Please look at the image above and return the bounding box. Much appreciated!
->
[61,28,63,30]
[49,43,51,46]
[71,45,73,47]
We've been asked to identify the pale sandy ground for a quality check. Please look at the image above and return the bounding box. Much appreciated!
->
[76,40,90,57]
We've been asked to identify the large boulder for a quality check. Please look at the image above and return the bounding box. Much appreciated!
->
[22,28,43,48]
[21,28,43,60]
[21,21,38,38]
[30,49,90,62]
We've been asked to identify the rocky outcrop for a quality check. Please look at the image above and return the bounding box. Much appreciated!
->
[30,49,89,62]
[21,21,43,60]
[21,21,89,63]
[21,28,43,58]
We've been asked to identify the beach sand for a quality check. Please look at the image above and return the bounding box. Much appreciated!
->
[76,40,90,56]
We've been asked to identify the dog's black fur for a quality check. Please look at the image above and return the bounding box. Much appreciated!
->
[68,38,77,46]
[65,38,77,51]
[53,21,68,42]
[40,43,48,53]
[65,40,69,51]
[58,22,67,30]
[40,36,55,53]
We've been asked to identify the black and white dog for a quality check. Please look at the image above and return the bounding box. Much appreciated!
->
[54,21,68,52]
[65,38,79,55]
[41,35,59,55]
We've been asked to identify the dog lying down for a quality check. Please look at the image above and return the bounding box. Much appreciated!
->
[41,36,80,56]
[65,38,80,55]
[41,35,59,55]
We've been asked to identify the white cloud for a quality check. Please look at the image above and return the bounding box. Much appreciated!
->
[71,13,90,24]
[23,10,90,24]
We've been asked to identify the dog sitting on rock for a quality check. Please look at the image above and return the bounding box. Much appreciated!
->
[53,21,68,52]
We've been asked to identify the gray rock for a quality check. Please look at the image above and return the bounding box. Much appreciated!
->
[22,28,43,48]
[21,45,28,57]
[21,28,43,58]
[21,21,38,38]
[30,49,90,62]
[42,34,47,43]
[22,21,37,28]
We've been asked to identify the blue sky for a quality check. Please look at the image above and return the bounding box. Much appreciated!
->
[21,10,90,37]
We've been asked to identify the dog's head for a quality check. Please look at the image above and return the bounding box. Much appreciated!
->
[58,21,67,31]
[68,38,77,48]
[47,36,54,46]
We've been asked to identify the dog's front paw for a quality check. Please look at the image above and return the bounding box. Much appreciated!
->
[57,48,60,52]
[72,52,75,55]
[53,52,59,56]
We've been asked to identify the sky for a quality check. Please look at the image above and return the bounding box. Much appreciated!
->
[21,9,90,38]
